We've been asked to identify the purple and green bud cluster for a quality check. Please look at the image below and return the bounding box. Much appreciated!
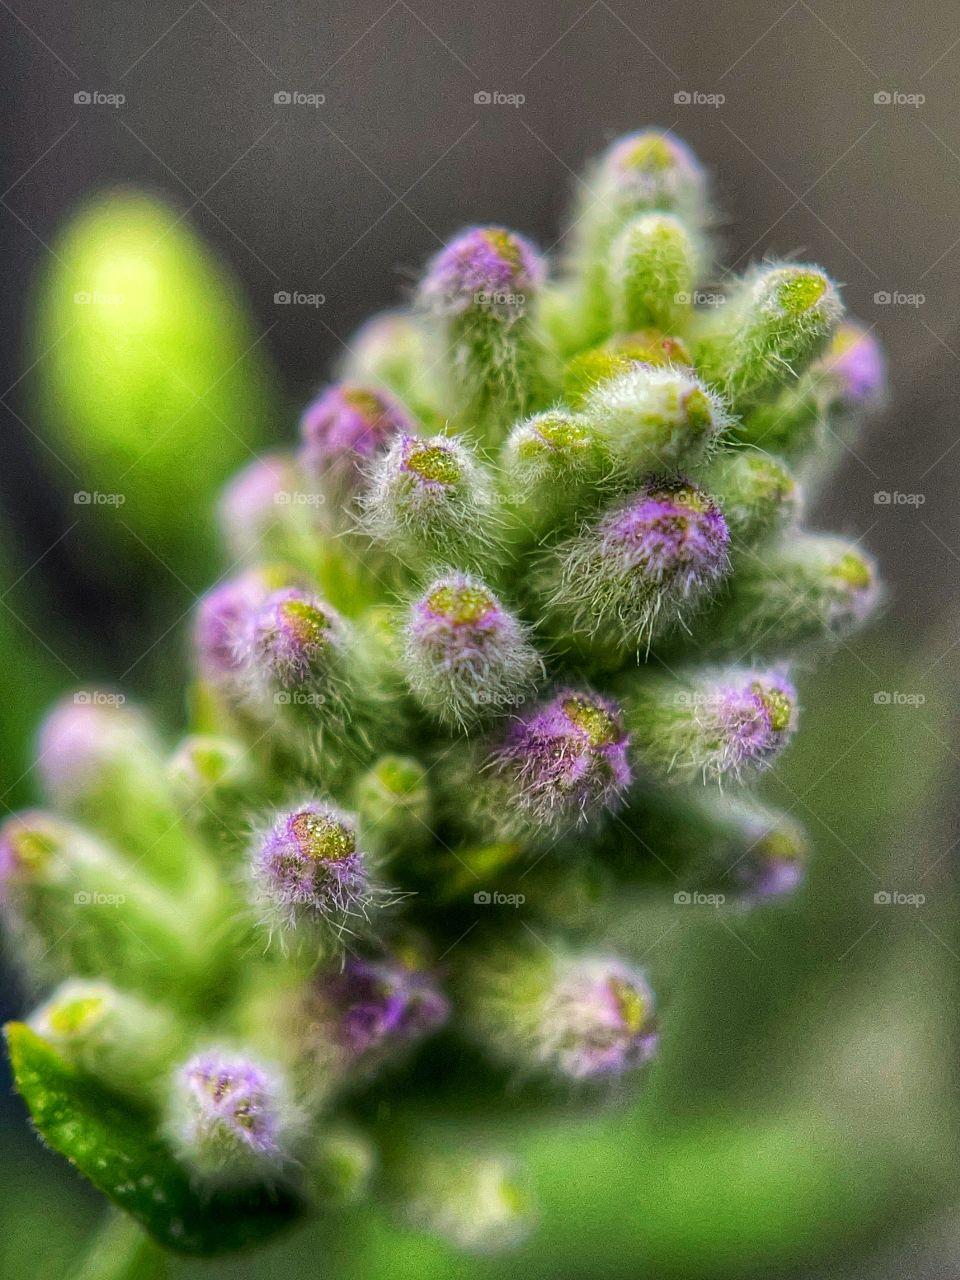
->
[2,129,885,1260]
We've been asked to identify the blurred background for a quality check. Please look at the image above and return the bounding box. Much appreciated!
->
[1,1,958,1276]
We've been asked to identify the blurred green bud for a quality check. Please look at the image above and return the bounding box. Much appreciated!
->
[352,755,431,857]
[609,213,698,332]
[396,1147,534,1253]
[28,978,181,1105]
[32,189,276,583]
[311,1125,376,1203]
[708,533,880,654]
[562,331,694,407]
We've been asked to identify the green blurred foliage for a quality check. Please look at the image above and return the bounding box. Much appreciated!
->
[31,189,279,590]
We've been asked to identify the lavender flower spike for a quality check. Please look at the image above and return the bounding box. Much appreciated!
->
[252,801,370,940]
[467,947,658,1082]
[167,1049,295,1187]
[544,479,730,651]
[419,226,547,446]
[403,573,541,729]
[485,689,632,835]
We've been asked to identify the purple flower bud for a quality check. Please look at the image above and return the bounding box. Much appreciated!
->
[218,454,301,560]
[601,131,707,217]
[420,226,545,319]
[817,320,886,409]
[308,951,449,1074]
[627,668,798,782]
[36,697,157,809]
[712,672,798,775]
[404,574,541,728]
[249,588,346,694]
[549,480,730,650]
[252,801,369,934]
[168,1050,292,1186]
[544,956,658,1080]
[299,383,414,496]
[488,690,632,832]
[194,571,272,684]
[470,949,657,1083]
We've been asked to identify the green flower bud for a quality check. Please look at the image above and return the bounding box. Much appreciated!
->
[310,1125,376,1203]
[562,331,694,408]
[707,533,880,654]
[28,979,181,1105]
[697,448,800,548]
[609,213,698,332]
[581,365,729,477]
[499,409,611,540]
[696,264,842,409]
[396,1148,533,1254]
[339,309,438,423]
[352,755,431,857]
[0,812,217,994]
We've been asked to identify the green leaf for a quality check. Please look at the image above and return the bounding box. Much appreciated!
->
[4,1023,305,1257]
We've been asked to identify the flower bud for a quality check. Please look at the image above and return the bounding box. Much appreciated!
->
[609,212,697,332]
[36,695,200,887]
[339,309,434,416]
[543,480,729,652]
[581,365,729,476]
[625,667,798,782]
[194,567,292,688]
[397,1149,533,1254]
[311,1125,376,1203]
[28,979,180,1104]
[299,382,414,514]
[485,690,632,834]
[248,587,347,699]
[499,410,610,539]
[817,320,886,411]
[403,574,541,729]
[697,448,800,548]
[304,949,449,1079]
[0,811,205,989]
[360,432,496,565]
[352,755,431,857]
[467,947,657,1081]
[419,226,547,445]
[696,264,842,409]
[167,1050,296,1188]
[568,130,710,341]
[563,331,694,407]
[251,801,370,939]
[723,799,808,903]
[218,453,303,562]
[709,534,879,654]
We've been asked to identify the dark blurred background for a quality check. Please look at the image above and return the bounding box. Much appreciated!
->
[1,2,959,1277]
